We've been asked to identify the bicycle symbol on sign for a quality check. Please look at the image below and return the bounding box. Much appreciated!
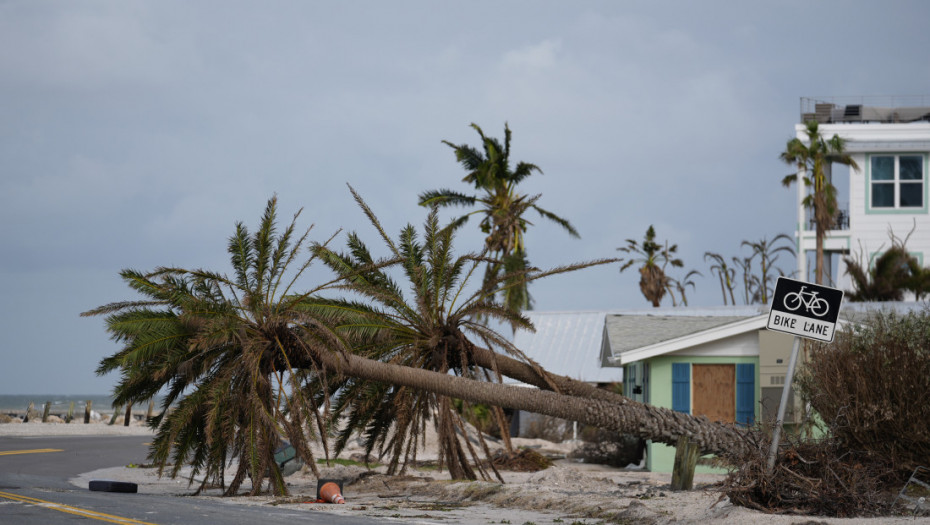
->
[783,286,829,317]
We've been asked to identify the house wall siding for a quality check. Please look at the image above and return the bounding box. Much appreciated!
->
[670,330,758,357]
[646,354,760,473]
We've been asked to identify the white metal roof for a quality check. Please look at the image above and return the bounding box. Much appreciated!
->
[510,311,621,384]
[508,302,928,381]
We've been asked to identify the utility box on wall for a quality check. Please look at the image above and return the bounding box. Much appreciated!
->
[759,330,802,424]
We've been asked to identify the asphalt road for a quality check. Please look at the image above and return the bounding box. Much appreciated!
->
[0,435,378,525]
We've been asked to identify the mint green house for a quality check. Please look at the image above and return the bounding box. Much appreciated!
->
[515,304,920,473]
[602,311,795,473]
[512,307,799,472]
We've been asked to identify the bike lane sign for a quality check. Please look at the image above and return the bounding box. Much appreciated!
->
[766,276,844,342]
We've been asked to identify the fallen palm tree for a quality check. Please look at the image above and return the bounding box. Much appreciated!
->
[85,193,750,496]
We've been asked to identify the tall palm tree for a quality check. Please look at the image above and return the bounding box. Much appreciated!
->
[419,123,579,315]
[309,186,613,480]
[780,121,859,284]
[704,252,737,305]
[741,234,795,304]
[83,197,336,496]
[618,226,683,307]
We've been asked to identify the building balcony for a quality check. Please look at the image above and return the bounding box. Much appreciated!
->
[805,204,849,232]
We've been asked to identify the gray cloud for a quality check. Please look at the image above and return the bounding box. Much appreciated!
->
[1,0,928,393]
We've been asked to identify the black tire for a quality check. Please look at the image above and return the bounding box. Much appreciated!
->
[89,480,138,493]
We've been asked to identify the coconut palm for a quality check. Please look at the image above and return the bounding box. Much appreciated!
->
[309,186,613,480]
[618,226,683,307]
[419,123,579,315]
[741,234,795,304]
[84,197,336,496]
[781,121,859,285]
[704,252,737,305]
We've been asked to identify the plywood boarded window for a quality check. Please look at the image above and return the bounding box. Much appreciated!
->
[692,364,735,423]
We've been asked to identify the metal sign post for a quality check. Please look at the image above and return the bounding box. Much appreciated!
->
[764,277,844,474]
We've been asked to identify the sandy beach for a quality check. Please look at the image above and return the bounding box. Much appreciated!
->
[3,420,928,524]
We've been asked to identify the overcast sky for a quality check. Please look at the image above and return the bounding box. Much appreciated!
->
[2,1,929,394]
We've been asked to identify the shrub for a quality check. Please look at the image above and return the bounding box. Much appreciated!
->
[723,307,930,517]
[724,431,899,517]
[795,307,930,473]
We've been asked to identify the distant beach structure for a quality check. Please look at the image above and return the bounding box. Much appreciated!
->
[0,394,165,421]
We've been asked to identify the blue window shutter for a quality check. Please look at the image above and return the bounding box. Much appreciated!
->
[736,363,755,426]
[671,363,690,414]
[643,363,650,403]
[629,365,636,395]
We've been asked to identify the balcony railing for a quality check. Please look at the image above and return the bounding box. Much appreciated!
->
[806,204,849,231]
[801,96,930,124]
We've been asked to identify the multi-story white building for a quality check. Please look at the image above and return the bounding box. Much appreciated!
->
[792,97,930,292]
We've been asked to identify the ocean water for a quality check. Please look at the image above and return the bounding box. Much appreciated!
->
[0,394,155,413]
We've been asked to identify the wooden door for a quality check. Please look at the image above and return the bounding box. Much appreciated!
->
[692,364,735,423]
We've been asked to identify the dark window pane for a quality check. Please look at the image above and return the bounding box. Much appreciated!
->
[901,156,923,180]
[900,182,923,207]
[871,156,894,180]
[872,182,895,207]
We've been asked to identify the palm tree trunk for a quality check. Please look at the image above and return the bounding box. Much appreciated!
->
[815,230,825,285]
[467,344,623,403]
[726,274,736,305]
[760,260,769,304]
[314,346,748,458]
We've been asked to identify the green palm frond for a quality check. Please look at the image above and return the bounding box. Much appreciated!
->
[418,189,478,208]
[85,196,340,496]
[531,204,580,238]
[618,226,684,307]
[309,190,615,480]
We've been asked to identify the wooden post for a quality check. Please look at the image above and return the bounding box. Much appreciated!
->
[124,404,132,427]
[109,405,121,425]
[24,402,34,423]
[42,401,51,422]
[84,400,93,424]
[146,399,155,420]
[671,436,700,491]
[66,402,75,423]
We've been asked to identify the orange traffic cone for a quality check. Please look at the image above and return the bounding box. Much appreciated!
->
[317,480,345,504]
